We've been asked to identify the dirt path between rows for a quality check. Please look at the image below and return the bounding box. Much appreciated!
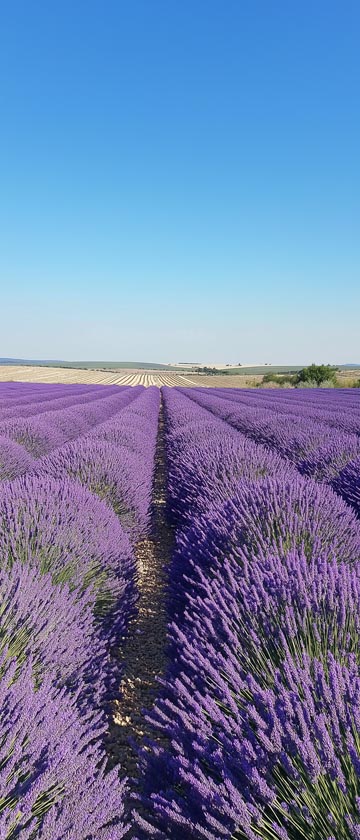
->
[106,393,173,791]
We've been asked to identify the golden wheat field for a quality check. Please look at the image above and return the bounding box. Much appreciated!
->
[0,365,201,387]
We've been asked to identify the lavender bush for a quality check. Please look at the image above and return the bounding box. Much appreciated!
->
[163,388,295,527]
[0,473,135,639]
[36,387,160,538]
[0,416,65,457]
[0,654,128,839]
[0,387,142,460]
[183,387,360,510]
[0,384,121,422]
[37,438,152,537]
[137,649,360,840]
[0,434,35,480]
[0,560,107,709]
[332,456,360,516]
[171,475,360,623]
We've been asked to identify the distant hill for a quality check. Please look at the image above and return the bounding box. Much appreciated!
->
[1,359,359,374]
[217,365,303,376]
[216,364,360,376]
[0,357,63,366]
[0,358,190,371]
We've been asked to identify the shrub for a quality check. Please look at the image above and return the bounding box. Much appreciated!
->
[296,364,338,387]
[258,373,297,388]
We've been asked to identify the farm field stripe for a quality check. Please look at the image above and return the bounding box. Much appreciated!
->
[0,366,206,387]
[183,387,360,514]
[0,390,144,835]
[0,384,129,422]
[202,386,360,436]
[0,385,143,479]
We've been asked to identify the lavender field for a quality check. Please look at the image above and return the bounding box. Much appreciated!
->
[0,381,360,839]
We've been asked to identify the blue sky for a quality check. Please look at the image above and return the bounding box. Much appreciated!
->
[0,0,359,363]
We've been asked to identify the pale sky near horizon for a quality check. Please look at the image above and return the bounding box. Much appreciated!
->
[1,1,359,365]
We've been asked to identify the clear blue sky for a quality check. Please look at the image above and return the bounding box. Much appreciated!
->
[1,0,359,364]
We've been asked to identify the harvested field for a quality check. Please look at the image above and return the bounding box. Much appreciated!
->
[188,373,264,387]
[337,369,360,386]
[0,365,200,387]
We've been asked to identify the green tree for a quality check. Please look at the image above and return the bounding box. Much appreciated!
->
[195,366,218,375]
[296,364,338,387]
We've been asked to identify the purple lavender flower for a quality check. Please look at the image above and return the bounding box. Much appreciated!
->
[0,386,143,458]
[0,434,35,479]
[181,387,360,504]
[332,457,360,517]
[0,473,135,639]
[36,437,152,537]
[0,654,128,838]
[0,560,107,710]
[135,387,360,840]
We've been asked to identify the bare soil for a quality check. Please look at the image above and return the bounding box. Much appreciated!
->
[106,395,173,782]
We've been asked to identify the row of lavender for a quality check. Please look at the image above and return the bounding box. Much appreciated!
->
[181,387,360,515]
[135,388,360,840]
[0,383,140,477]
[0,383,160,838]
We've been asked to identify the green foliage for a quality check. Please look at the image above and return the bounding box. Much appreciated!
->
[195,366,219,375]
[296,364,338,387]
[261,372,278,383]
[335,377,360,388]
[259,372,297,387]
